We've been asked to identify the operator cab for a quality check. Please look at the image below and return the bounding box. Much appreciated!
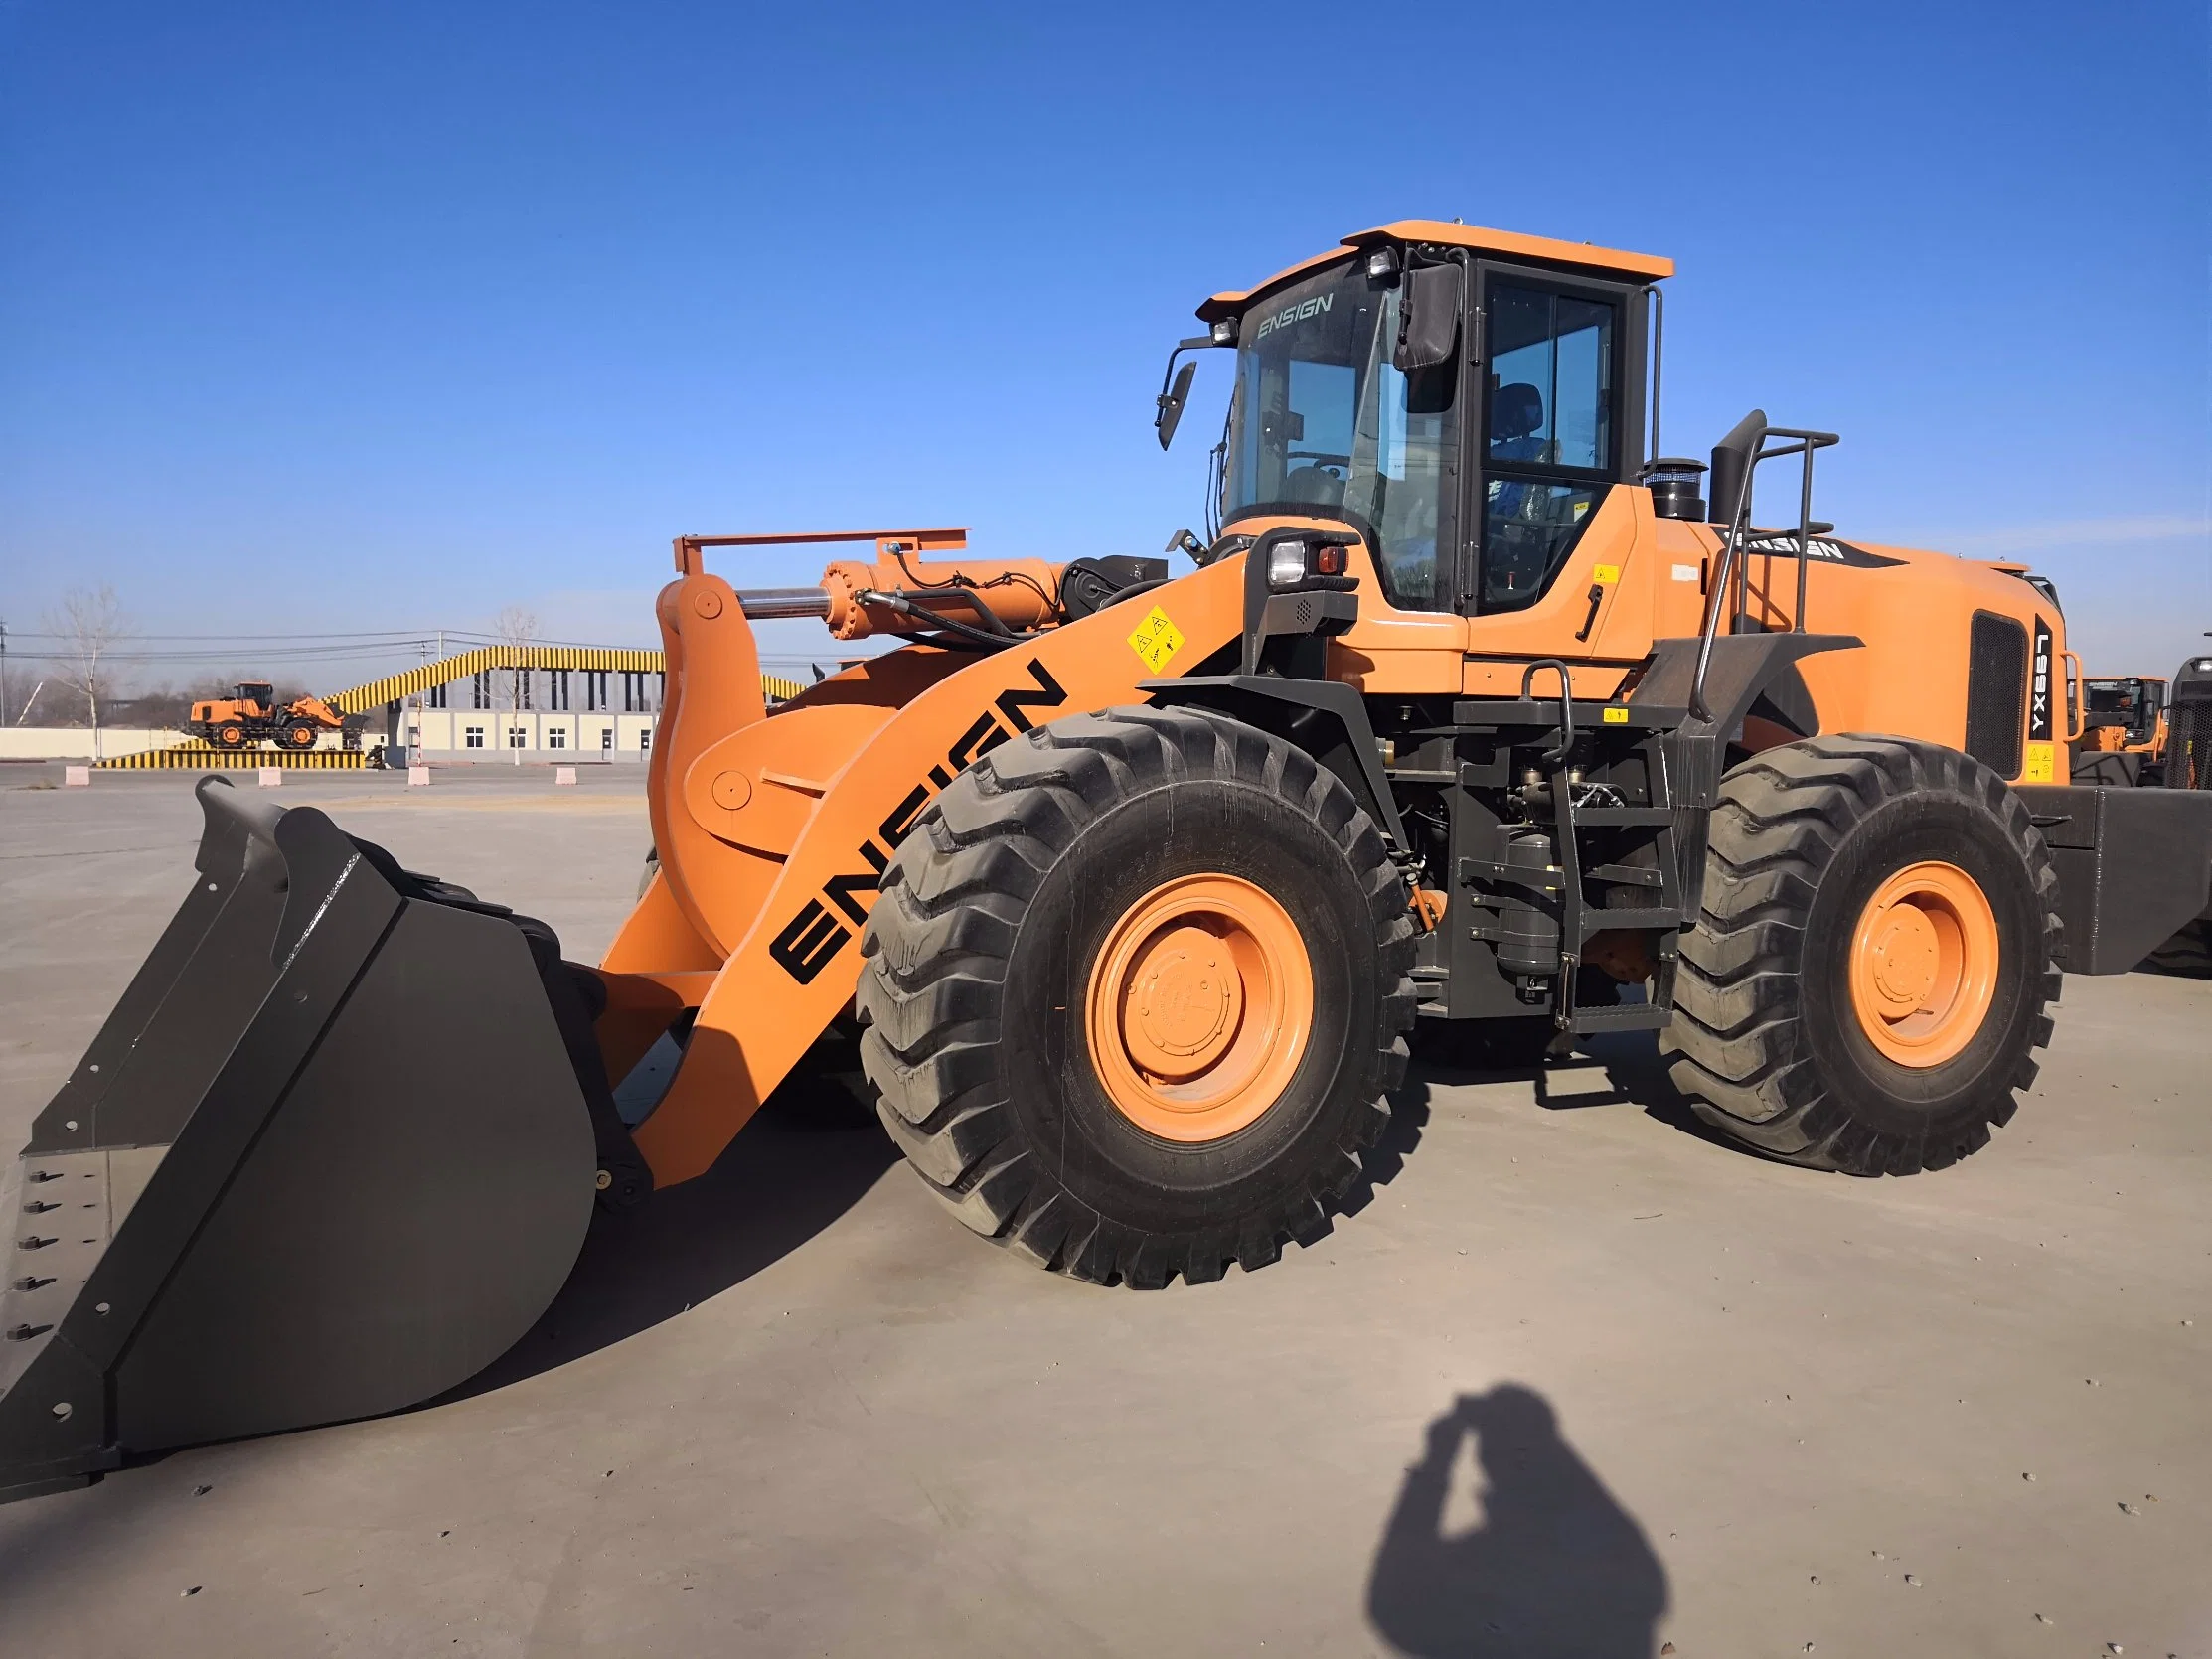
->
[1174,221,1668,619]
[2083,676,2164,747]
[237,681,274,709]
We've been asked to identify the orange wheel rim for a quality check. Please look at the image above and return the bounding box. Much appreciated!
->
[1084,873,1313,1142]
[1848,860,1999,1068]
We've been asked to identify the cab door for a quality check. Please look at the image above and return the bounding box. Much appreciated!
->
[1457,264,1655,697]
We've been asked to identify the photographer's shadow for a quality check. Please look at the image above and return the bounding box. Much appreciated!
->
[1366,1385,1667,1658]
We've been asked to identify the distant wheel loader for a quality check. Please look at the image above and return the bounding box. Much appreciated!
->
[2082,650,2212,972]
[2071,673,2168,787]
[8,221,2212,1500]
[188,679,361,751]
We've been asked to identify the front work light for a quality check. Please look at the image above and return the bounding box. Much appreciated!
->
[1363,247,1400,280]
[1267,540,1310,589]
[1209,317,1238,346]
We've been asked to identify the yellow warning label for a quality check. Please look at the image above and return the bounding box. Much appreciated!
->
[2021,741,2056,783]
[1129,605,1185,674]
[1603,706,1630,724]
[1592,563,1622,585]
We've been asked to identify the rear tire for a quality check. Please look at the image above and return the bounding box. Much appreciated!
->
[857,706,1417,1288]
[1661,736,2061,1174]
[214,721,246,749]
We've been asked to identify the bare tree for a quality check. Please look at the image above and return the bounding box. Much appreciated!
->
[492,605,537,760]
[492,605,537,708]
[43,583,131,759]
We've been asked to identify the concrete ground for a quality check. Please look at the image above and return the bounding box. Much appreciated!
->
[0,764,2205,1658]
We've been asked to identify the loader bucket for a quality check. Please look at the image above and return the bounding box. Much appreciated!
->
[0,776,602,1501]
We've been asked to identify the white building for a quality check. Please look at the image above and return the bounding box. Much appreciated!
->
[399,706,660,760]
[358,656,678,762]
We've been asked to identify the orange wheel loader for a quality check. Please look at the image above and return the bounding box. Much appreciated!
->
[190,680,361,751]
[2071,673,2169,787]
[2138,648,2212,972]
[9,221,2212,1500]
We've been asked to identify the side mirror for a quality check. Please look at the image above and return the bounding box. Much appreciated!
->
[1707,408,1768,527]
[1393,264,1462,372]
[1156,360,1197,451]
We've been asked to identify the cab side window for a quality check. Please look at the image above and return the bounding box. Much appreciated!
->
[1480,284,1616,613]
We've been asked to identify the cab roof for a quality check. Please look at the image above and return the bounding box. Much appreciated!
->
[1195,220,1674,322]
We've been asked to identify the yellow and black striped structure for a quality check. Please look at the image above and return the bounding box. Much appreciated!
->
[99,743,371,770]
[97,647,808,768]
[332,646,805,714]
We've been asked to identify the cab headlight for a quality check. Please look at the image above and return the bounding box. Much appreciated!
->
[1267,541,1310,589]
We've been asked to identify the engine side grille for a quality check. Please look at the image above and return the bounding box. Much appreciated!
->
[2171,699,2212,791]
[1964,612,2028,777]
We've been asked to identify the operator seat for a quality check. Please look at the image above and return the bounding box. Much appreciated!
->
[1283,461,1347,506]
[1484,382,1553,608]
[1490,383,1546,462]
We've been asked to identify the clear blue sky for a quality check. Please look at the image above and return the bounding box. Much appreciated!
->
[2,0,2207,689]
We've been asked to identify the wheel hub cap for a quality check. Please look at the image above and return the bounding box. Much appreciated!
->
[1865,904,1941,1012]
[1123,925,1243,1079]
[1084,873,1314,1143]
[1847,860,2000,1069]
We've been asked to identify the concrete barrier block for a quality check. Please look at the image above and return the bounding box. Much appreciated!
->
[407,765,431,787]
[63,766,90,787]
[554,767,578,787]
[257,767,283,788]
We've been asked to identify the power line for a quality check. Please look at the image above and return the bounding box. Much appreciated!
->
[6,630,440,642]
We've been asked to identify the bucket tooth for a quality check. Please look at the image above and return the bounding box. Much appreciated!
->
[0,775,613,1502]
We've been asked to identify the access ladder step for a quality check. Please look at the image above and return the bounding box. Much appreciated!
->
[1578,908,1685,936]
[1585,862,1665,888]
[1569,1004,1673,1034]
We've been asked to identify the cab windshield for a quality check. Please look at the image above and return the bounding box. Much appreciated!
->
[1221,262,1457,611]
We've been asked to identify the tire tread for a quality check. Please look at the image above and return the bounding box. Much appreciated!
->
[857,706,1416,1286]
[1660,734,2062,1174]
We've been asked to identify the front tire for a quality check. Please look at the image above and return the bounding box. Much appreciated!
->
[858,706,1416,1288]
[1662,736,2062,1174]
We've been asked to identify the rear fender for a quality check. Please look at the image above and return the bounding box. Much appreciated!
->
[630,553,1249,1186]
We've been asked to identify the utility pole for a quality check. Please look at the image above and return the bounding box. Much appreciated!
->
[409,635,428,769]
[0,620,10,737]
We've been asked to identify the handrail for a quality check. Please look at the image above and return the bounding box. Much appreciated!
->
[1520,658,1576,766]
[1688,424,1839,722]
